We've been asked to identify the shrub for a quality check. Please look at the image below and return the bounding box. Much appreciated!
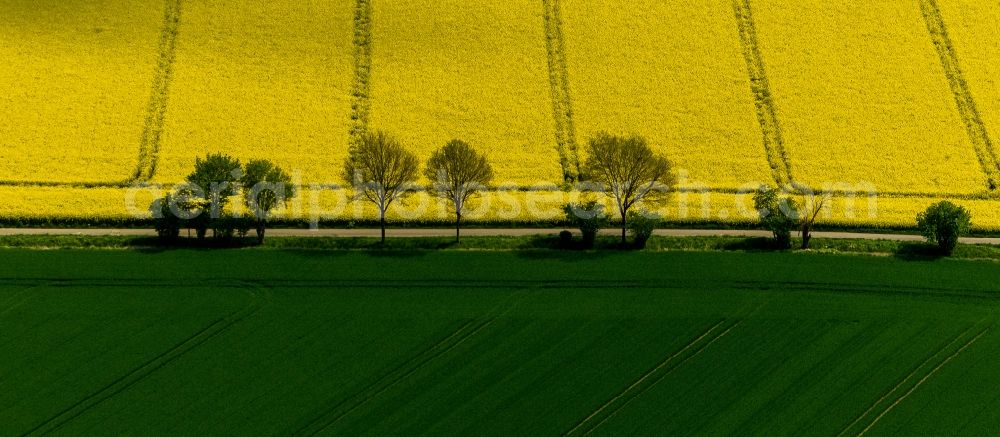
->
[917,201,971,255]
[563,201,609,249]
[753,185,798,250]
[558,230,573,249]
[627,210,659,249]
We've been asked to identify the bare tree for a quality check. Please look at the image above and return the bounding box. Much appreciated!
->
[794,187,830,250]
[343,131,419,243]
[425,140,494,243]
[582,132,675,245]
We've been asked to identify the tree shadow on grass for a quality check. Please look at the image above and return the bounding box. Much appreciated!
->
[134,237,259,254]
[273,249,351,260]
[513,236,625,261]
[721,237,782,252]
[364,249,428,259]
[894,243,946,261]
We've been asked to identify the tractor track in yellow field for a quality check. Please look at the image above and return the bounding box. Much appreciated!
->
[731,0,794,187]
[131,0,182,183]
[542,0,581,183]
[918,0,1000,192]
[348,0,373,152]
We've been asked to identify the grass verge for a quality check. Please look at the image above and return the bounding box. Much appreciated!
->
[1,234,999,262]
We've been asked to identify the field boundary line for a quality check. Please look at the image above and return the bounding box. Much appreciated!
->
[919,0,1000,191]
[858,326,989,436]
[837,323,983,436]
[542,0,581,183]
[348,0,373,153]
[564,319,738,436]
[23,285,265,436]
[731,0,793,187]
[131,0,182,182]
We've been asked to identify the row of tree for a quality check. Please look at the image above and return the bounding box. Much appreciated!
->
[152,156,295,243]
[152,130,975,254]
[152,131,677,245]
[151,132,674,243]
[345,131,675,244]
[343,133,493,243]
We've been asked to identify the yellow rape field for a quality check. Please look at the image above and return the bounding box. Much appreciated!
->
[0,0,162,184]
[4,0,1000,230]
[753,0,986,195]
[368,0,563,186]
[153,0,355,184]
[936,0,1000,155]
[559,0,775,191]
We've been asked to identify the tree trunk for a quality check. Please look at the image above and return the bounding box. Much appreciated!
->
[801,224,811,250]
[380,212,386,244]
[621,212,628,246]
[256,221,266,245]
[456,212,461,243]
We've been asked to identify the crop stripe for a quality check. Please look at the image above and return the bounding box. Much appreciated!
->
[731,0,793,187]
[542,0,581,183]
[131,0,182,183]
[919,0,1000,191]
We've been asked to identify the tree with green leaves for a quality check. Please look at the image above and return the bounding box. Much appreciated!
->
[182,154,242,239]
[343,131,419,243]
[917,201,971,255]
[425,140,493,242]
[241,159,296,244]
[581,132,674,245]
[753,185,798,250]
[150,193,181,242]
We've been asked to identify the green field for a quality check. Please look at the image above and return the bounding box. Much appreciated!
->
[2,249,1000,435]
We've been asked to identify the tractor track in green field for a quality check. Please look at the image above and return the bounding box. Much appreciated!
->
[296,292,523,435]
[839,322,991,436]
[130,0,182,183]
[918,0,1000,192]
[348,0,373,152]
[857,327,989,435]
[542,0,581,183]
[0,283,52,318]
[22,284,268,436]
[566,318,745,436]
[731,0,794,187]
